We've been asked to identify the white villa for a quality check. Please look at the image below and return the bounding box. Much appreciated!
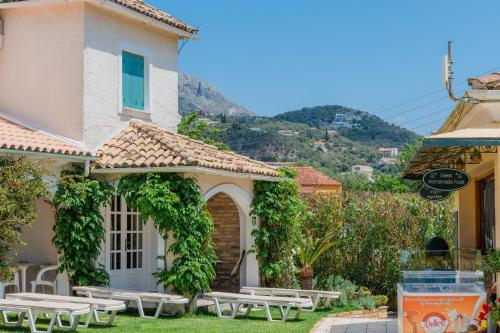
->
[0,0,280,294]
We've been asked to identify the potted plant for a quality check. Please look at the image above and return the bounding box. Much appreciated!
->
[296,232,336,290]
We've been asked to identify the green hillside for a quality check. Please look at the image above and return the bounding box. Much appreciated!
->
[274,105,419,148]
[213,116,409,176]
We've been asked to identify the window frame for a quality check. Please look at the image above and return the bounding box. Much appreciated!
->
[118,42,152,116]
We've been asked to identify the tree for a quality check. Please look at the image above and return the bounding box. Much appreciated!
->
[0,159,48,280]
[177,112,228,150]
[397,138,423,172]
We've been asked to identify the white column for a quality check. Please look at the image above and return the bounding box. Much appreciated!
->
[157,231,165,293]
[245,217,260,287]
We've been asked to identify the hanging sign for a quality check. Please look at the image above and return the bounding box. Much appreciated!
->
[418,186,451,201]
[423,168,470,191]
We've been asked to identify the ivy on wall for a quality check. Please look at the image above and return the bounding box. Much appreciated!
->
[250,167,305,287]
[0,158,48,281]
[52,171,112,287]
[117,173,216,298]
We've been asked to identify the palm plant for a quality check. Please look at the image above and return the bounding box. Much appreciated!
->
[297,233,336,290]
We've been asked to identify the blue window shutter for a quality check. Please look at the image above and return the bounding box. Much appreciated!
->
[122,51,145,110]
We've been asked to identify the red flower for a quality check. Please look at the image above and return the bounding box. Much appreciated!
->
[479,312,486,321]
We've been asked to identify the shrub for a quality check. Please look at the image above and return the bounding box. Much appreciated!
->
[251,167,305,287]
[487,249,500,273]
[354,296,377,310]
[306,191,454,297]
[315,275,384,310]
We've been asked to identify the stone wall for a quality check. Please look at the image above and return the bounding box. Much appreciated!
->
[207,193,241,292]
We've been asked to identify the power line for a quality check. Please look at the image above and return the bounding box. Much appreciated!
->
[372,88,447,116]
[407,117,448,132]
[397,105,451,126]
[383,96,451,120]
[373,65,500,116]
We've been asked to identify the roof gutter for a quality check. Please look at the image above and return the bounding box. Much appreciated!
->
[0,148,97,162]
[91,166,282,182]
[0,0,198,40]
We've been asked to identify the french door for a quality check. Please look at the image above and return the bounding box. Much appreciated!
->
[107,195,147,291]
[478,177,495,250]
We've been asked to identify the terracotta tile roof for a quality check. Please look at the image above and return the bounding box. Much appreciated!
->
[468,72,500,90]
[95,120,279,177]
[293,167,341,186]
[0,117,93,157]
[0,0,198,35]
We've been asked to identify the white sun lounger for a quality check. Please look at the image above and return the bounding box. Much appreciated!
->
[0,299,90,333]
[240,286,341,312]
[6,292,126,328]
[204,291,313,322]
[73,286,189,319]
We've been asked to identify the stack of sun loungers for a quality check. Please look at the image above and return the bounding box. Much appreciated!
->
[0,287,189,333]
[0,285,340,331]
[203,287,341,322]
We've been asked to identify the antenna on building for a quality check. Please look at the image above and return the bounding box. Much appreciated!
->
[443,41,458,101]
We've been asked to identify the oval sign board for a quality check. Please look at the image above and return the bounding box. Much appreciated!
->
[423,168,470,191]
[419,186,452,201]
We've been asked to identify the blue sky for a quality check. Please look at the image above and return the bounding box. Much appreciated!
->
[151,1,500,135]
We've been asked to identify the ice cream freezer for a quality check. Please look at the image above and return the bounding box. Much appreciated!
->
[398,251,487,333]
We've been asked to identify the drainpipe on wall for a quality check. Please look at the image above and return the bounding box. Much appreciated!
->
[84,160,90,177]
[0,19,4,49]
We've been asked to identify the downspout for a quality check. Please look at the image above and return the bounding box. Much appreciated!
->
[0,18,4,49]
[84,160,90,176]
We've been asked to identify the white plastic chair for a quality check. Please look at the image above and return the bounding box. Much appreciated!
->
[0,272,19,299]
[30,265,58,294]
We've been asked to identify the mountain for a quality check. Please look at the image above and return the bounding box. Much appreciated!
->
[179,73,255,117]
[275,105,419,149]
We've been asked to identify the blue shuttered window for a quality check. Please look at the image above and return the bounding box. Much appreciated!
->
[122,51,145,111]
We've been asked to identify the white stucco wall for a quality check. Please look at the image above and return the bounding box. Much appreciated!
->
[0,3,85,141]
[0,3,181,151]
[82,3,180,151]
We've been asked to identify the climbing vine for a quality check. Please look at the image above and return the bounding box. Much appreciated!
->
[0,158,48,281]
[250,167,305,287]
[52,171,112,286]
[117,173,216,298]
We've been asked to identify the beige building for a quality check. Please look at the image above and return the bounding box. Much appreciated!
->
[0,0,279,294]
[403,72,500,253]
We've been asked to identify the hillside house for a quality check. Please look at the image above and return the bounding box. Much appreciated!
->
[352,165,373,178]
[378,147,399,157]
[0,0,279,294]
[277,129,299,136]
[313,140,328,152]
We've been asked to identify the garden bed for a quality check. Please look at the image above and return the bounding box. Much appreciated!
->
[327,306,388,320]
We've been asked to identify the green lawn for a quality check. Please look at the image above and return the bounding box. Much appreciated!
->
[0,306,354,333]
